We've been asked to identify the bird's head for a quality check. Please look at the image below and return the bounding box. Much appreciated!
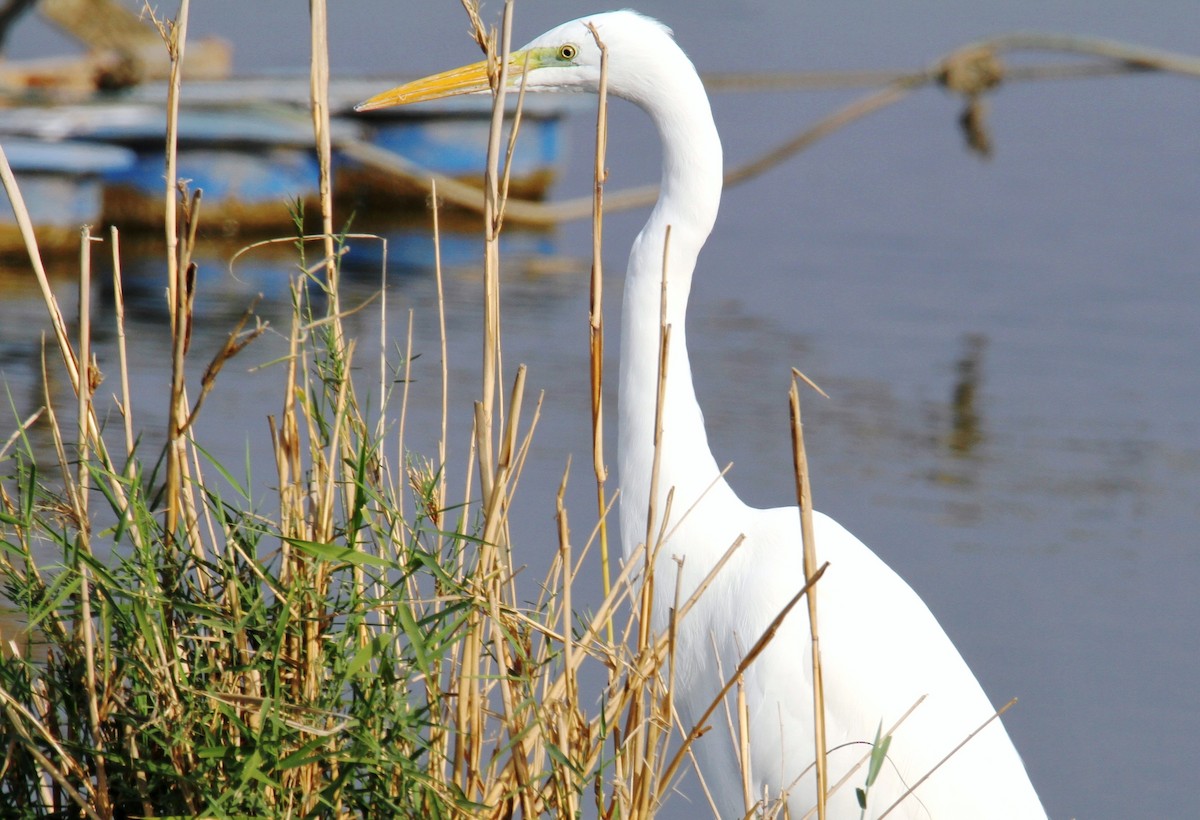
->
[355,10,677,111]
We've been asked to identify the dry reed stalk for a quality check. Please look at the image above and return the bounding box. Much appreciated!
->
[153,0,190,549]
[475,0,516,496]
[308,0,341,337]
[181,300,265,432]
[555,455,577,690]
[452,411,482,798]
[36,343,86,780]
[73,228,92,523]
[158,90,207,600]
[497,56,532,229]
[575,541,647,654]
[273,277,304,573]
[0,156,77,383]
[395,315,415,522]
[548,460,579,815]
[479,370,531,740]
[415,181,455,788]
[657,554,686,787]
[0,409,43,462]
[640,224,673,651]
[738,674,752,815]
[789,374,828,819]
[702,629,740,814]
[635,488,677,816]
[568,487,620,590]
[74,226,112,818]
[432,180,450,550]
[375,236,389,455]
[296,58,389,792]
[108,227,136,465]
[584,19,616,647]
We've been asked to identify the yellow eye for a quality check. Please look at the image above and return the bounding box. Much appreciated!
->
[558,44,577,61]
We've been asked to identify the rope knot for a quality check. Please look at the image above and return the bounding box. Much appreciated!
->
[939,46,1005,95]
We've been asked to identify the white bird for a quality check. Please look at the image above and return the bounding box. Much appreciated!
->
[359,10,1047,819]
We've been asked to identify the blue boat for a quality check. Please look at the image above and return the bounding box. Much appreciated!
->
[0,78,573,241]
[0,136,134,253]
[340,86,572,214]
[91,106,354,233]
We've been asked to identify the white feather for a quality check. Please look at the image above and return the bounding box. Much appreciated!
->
[524,11,1048,818]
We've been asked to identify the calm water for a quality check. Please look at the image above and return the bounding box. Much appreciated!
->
[4,2,1199,817]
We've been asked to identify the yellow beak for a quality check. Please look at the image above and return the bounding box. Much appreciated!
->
[356,54,530,111]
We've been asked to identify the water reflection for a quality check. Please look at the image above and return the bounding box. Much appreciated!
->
[109,235,317,326]
[946,332,986,457]
[0,219,569,504]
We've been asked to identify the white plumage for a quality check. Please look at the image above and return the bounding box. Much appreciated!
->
[361,10,1047,818]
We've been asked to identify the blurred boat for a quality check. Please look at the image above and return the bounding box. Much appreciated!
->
[0,77,573,251]
[0,136,134,254]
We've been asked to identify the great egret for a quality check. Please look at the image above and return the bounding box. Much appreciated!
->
[359,10,1047,819]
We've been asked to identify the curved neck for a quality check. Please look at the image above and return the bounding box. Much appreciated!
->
[617,59,729,557]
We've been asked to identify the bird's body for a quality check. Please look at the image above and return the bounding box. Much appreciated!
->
[360,10,1047,818]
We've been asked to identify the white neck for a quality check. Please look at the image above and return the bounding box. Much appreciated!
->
[617,58,734,559]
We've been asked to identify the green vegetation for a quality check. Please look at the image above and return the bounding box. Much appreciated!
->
[0,164,677,819]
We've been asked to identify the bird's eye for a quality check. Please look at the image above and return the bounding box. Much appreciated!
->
[558,44,577,61]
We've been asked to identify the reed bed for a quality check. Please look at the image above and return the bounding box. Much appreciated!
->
[0,2,773,817]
